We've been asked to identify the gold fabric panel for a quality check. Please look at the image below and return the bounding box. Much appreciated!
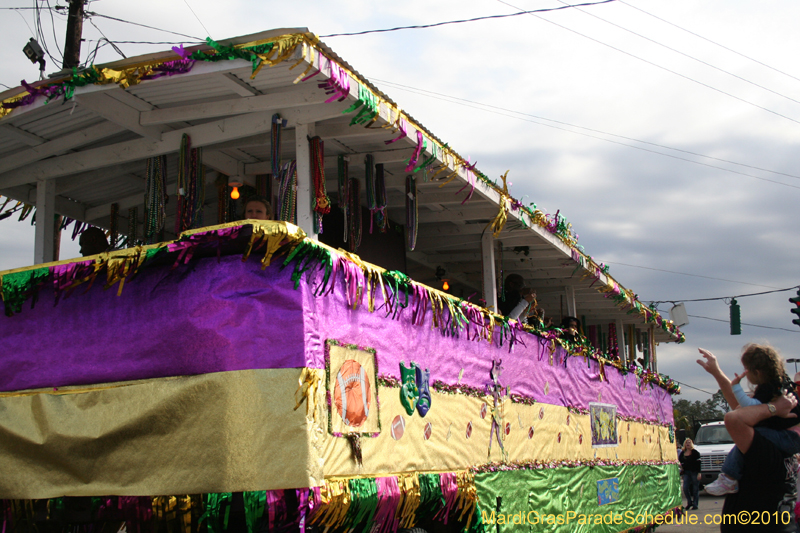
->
[321,386,673,478]
[0,369,321,499]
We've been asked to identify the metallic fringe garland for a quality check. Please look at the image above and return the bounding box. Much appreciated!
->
[309,472,481,533]
[1,477,474,533]
[0,221,680,393]
[0,488,679,533]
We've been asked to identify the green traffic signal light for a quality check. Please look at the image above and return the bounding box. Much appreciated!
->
[790,290,800,328]
[730,298,741,335]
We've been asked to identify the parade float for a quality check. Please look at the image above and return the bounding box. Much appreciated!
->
[0,28,685,533]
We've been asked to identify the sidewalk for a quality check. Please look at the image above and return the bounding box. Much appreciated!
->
[660,493,725,532]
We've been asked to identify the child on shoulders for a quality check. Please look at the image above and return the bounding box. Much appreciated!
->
[698,344,800,496]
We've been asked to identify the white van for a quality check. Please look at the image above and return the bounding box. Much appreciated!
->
[691,421,734,489]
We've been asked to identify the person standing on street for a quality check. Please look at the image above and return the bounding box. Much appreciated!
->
[680,438,702,510]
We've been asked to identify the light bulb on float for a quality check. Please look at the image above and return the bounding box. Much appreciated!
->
[228,176,244,200]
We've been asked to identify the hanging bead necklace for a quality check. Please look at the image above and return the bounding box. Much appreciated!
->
[374,163,387,232]
[191,147,205,229]
[109,202,119,248]
[176,134,190,234]
[310,136,329,234]
[278,160,297,224]
[338,155,350,242]
[271,114,284,178]
[127,207,137,247]
[348,177,362,252]
[145,155,167,244]
[608,322,619,360]
[175,135,204,233]
[365,154,376,233]
[406,175,417,250]
[365,156,388,233]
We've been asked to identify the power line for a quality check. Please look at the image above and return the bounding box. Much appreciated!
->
[44,0,64,60]
[556,0,800,107]
[372,77,800,182]
[86,11,203,41]
[372,78,800,190]
[182,0,212,39]
[687,314,800,334]
[11,7,36,39]
[84,38,109,66]
[496,0,800,129]
[320,0,618,38]
[673,381,716,396]
[649,285,800,304]
[86,18,126,60]
[32,0,63,67]
[605,262,783,289]
[84,39,195,45]
[618,0,800,86]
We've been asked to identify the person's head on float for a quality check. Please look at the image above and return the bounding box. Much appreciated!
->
[79,227,109,256]
[561,316,580,331]
[504,274,525,294]
[243,196,273,221]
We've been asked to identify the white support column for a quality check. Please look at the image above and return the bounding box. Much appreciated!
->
[565,285,576,317]
[615,319,626,365]
[649,324,657,372]
[34,179,56,264]
[294,122,318,239]
[481,231,497,311]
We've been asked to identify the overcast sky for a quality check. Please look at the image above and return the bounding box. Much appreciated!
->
[1,0,799,403]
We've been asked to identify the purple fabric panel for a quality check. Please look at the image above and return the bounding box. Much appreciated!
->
[0,256,304,392]
[301,273,674,425]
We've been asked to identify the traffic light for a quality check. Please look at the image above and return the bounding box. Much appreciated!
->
[790,290,800,328]
[730,298,741,335]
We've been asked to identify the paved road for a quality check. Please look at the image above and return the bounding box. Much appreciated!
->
[660,493,726,532]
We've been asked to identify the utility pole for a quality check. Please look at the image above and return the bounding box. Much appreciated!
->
[62,0,85,69]
[51,0,86,260]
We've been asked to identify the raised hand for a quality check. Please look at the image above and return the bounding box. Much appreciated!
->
[697,348,723,377]
[731,369,748,386]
